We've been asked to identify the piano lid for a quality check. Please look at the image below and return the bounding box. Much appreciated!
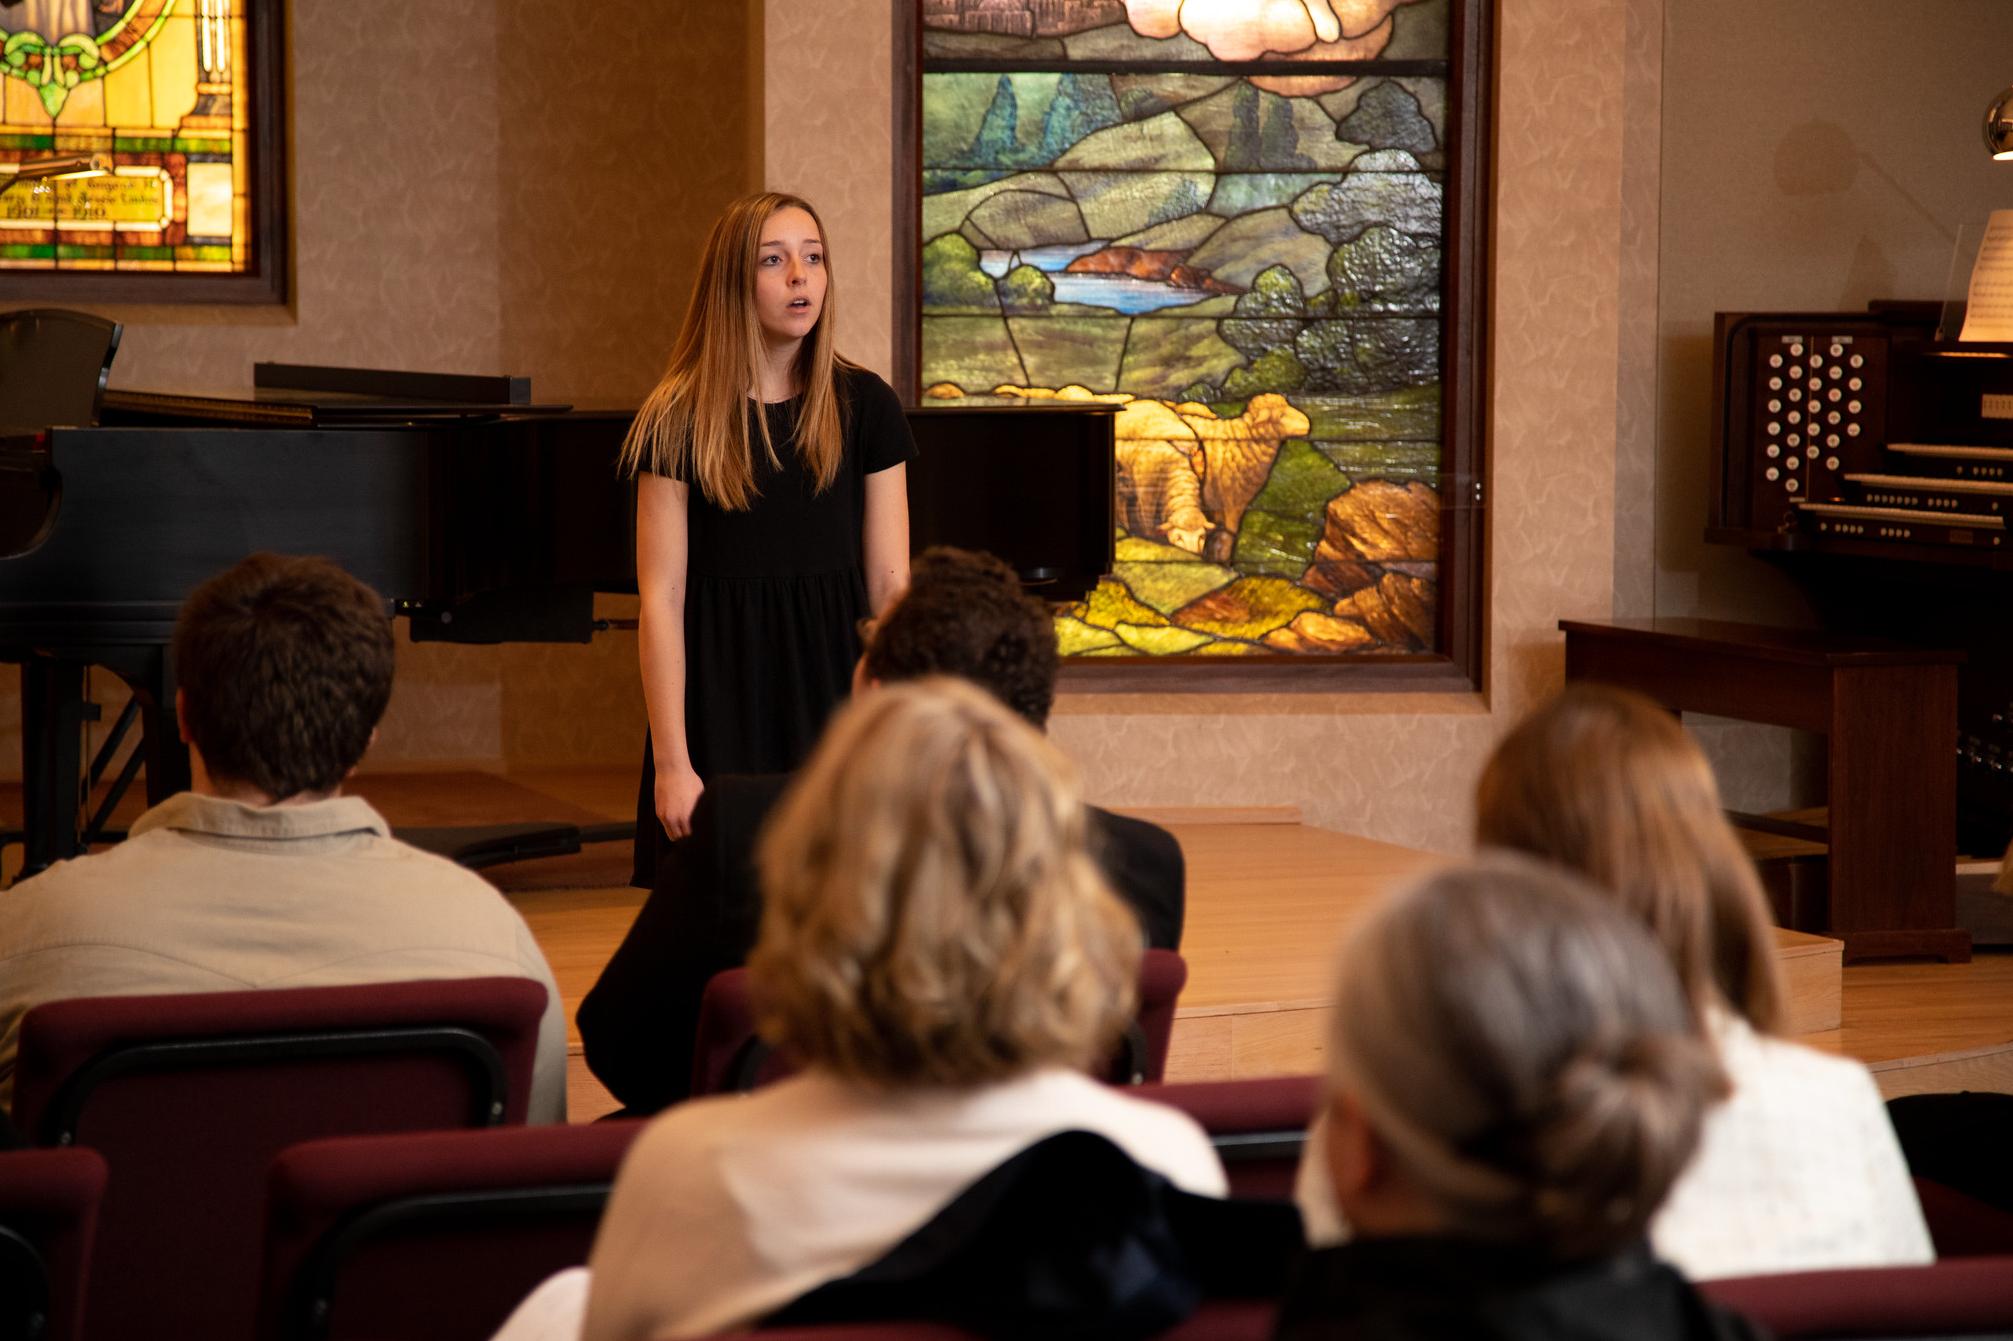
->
[100,362,573,428]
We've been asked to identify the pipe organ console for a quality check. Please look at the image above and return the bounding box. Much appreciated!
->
[1710,301,2013,854]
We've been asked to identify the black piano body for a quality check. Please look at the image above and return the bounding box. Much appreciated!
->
[0,370,1121,876]
[0,376,637,875]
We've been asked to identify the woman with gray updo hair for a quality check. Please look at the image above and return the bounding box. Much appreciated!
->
[1275,855,1765,1341]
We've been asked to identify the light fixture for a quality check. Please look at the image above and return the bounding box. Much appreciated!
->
[1988,86,2013,161]
[0,153,113,186]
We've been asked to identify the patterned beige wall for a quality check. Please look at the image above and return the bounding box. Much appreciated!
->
[13,1,1977,838]
[1611,0,1663,621]
[772,0,1634,855]
[0,0,760,779]
[765,0,895,378]
[1654,0,2013,815]
[4,0,1715,850]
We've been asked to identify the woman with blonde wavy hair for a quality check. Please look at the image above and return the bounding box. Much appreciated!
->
[580,679,1225,1341]
[1468,684,1931,1280]
[622,190,913,888]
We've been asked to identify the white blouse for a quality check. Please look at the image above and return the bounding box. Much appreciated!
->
[1649,1012,1932,1279]
[496,1067,1225,1341]
[1296,1011,1933,1280]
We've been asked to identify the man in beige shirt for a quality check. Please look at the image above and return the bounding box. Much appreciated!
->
[0,554,567,1121]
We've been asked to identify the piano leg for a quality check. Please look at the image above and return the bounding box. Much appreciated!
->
[14,650,188,882]
[118,654,190,806]
[20,657,89,878]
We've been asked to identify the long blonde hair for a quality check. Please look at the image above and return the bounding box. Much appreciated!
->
[619,191,850,509]
[1475,684,1784,1033]
[1329,855,1729,1260]
[751,678,1142,1088]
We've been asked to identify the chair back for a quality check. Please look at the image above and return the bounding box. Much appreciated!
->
[0,310,120,434]
[0,1147,107,1341]
[258,1120,645,1341]
[1702,1256,2013,1338]
[742,1300,1275,1340]
[1913,1176,2013,1258]
[1114,948,1187,1084]
[1133,1075,1320,1201]
[689,968,792,1096]
[690,949,1190,1097]
[13,978,547,1341]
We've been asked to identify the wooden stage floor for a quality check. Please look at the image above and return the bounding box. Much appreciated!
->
[372,768,2013,1118]
[14,766,2012,1121]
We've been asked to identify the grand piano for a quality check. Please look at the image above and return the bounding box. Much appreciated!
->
[0,352,1121,877]
[0,360,637,875]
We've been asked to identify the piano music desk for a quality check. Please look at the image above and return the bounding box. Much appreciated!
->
[1561,617,1969,963]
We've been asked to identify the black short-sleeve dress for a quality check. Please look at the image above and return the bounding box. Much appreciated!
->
[631,364,916,886]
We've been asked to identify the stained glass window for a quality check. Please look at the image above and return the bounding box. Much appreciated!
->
[917,0,1465,661]
[0,0,269,289]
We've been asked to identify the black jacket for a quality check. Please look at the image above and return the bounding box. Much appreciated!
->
[772,1129,1302,1341]
[1272,1237,1769,1341]
[578,773,1186,1114]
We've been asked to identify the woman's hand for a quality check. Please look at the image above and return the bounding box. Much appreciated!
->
[655,760,705,840]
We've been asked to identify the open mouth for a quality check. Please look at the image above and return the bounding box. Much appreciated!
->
[788,298,813,311]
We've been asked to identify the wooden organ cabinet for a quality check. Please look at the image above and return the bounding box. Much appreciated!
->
[1709,301,2013,863]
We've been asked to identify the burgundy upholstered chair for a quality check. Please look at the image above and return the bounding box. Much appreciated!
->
[257,1119,646,1341]
[688,967,796,1097]
[1133,1075,1322,1201]
[1126,948,1189,1084]
[740,1299,1277,1340]
[12,977,548,1341]
[1701,1256,2013,1338]
[1912,1176,2013,1257]
[690,949,1190,1098]
[0,1146,107,1341]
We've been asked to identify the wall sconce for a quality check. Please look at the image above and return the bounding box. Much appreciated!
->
[0,154,113,186]
[1988,87,2013,160]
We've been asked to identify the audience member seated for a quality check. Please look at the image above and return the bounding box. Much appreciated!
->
[1458,684,1930,1279]
[0,553,568,1122]
[1274,854,1764,1341]
[498,680,1225,1341]
[578,546,1185,1114]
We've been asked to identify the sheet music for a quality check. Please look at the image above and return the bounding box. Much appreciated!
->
[1961,210,2013,341]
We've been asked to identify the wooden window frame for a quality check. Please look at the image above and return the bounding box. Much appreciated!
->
[2,0,289,306]
[891,0,1492,692]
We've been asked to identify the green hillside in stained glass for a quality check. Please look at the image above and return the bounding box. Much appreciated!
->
[921,2,1451,657]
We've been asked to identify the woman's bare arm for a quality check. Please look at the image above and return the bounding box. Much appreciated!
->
[636,472,704,838]
[863,462,910,616]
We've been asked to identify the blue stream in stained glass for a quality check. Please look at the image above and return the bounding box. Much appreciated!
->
[978,241,1218,314]
[1052,276,1218,313]
[977,242,1106,275]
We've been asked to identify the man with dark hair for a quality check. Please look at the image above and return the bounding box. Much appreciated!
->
[0,554,567,1120]
[861,547,1060,728]
[579,546,1184,1114]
